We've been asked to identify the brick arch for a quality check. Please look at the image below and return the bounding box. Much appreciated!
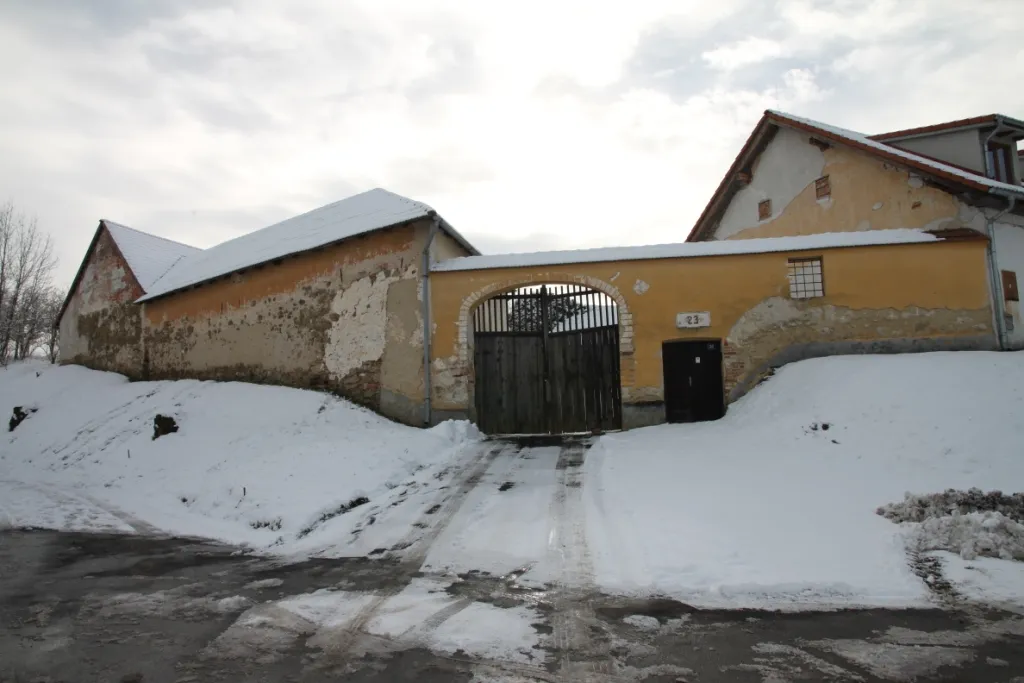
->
[455,273,634,366]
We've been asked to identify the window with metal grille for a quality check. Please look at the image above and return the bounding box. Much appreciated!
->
[787,257,824,299]
[758,198,772,221]
[815,175,831,199]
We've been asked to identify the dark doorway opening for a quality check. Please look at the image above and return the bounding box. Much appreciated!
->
[662,339,725,423]
[473,284,621,435]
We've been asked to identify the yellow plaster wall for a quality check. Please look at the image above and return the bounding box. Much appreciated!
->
[428,240,992,421]
[142,221,432,423]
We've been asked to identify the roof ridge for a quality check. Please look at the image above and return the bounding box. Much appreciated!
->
[101,219,201,252]
[766,110,1024,195]
[370,187,435,213]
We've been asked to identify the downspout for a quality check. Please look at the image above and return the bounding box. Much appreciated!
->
[421,214,441,426]
[980,116,1007,179]
[986,194,1017,350]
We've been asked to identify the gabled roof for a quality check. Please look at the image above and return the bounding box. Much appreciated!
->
[869,114,1024,142]
[58,220,200,324]
[102,221,202,290]
[138,188,477,303]
[687,110,1024,241]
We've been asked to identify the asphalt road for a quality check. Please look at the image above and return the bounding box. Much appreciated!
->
[2,528,1023,683]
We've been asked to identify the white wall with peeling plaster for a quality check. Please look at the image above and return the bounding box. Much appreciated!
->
[715,128,827,239]
[325,271,399,380]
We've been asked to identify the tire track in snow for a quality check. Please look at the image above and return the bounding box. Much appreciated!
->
[400,595,475,639]
[547,438,611,682]
[324,440,519,657]
[0,479,158,535]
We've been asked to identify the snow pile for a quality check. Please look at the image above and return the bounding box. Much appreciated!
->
[586,351,1024,609]
[879,488,1024,561]
[0,361,481,555]
[913,512,1024,561]
[879,489,1024,524]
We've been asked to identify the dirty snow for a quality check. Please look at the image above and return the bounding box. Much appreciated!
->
[367,578,542,662]
[210,578,544,666]
[0,361,481,557]
[585,352,1024,609]
[913,511,1024,561]
[276,588,375,627]
[939,553,1024,610]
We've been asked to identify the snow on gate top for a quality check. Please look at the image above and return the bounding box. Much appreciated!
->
[431,229,941,272]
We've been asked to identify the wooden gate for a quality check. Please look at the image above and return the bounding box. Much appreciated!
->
[473,284,622,435]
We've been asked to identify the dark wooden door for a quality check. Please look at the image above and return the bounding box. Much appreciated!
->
[473,285,621,435]
[662,340,724,423]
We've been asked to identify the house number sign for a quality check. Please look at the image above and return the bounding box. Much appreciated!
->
[676,311,711,329]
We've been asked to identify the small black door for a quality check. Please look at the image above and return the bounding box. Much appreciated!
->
[662,340,725,423]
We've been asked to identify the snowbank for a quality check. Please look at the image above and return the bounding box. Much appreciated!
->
[0,361,480,556]
[586,352,1024,609]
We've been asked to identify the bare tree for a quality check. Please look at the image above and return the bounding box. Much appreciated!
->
[42,289,63,363]
[0,202,58,364]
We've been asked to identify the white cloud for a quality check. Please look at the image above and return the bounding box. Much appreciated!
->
[0,0,1022,286]
[702,37,786,71]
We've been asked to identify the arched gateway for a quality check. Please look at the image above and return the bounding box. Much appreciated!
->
[472,283,622,435]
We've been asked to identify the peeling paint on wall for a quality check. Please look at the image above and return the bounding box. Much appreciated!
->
[325,270,397,380]
[58,228,144,376]
[711,128,968,241]
[633,279,650,295]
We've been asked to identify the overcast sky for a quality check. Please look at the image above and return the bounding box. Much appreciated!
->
[3,0,1022,287]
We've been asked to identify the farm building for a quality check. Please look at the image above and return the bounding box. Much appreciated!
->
[58,111,1024,434]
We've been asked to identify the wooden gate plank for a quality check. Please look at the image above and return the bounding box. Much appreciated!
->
[473,290,623,435]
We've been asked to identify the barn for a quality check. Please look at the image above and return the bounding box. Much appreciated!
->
[58,189,477,426]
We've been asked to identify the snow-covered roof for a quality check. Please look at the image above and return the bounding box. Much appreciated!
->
[102,220,201,291]
[869,113,1024,142]
[768,110,1024,196]
[688,110,1024,242]
[432,229,944,272]
[138,188,476,302]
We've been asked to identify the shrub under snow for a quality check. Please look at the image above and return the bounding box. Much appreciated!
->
[879,489,1024,561]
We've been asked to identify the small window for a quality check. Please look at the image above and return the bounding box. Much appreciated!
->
[787,257,824,299]
[815,175,831,199]
[987,141,1014,183]
[758,198,772,221]
[1002,270,1019,302]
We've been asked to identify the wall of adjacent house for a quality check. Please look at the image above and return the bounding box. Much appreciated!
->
[710,127,973,241]
[58,228,144,376]
[142,220,437,425]
[428,240,994,430]
[992,214,1024,349]
[886,128,985,174]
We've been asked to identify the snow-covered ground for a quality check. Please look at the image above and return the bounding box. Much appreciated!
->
[584,352,1024,609]
[3,352,1024,613]
[0,361,480,557]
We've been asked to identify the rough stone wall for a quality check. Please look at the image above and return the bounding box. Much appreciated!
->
[709,127,978,241]
[721,298,993,399]
[428,240,994,430]
[142,221,433,423]
[58,228,144,376]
